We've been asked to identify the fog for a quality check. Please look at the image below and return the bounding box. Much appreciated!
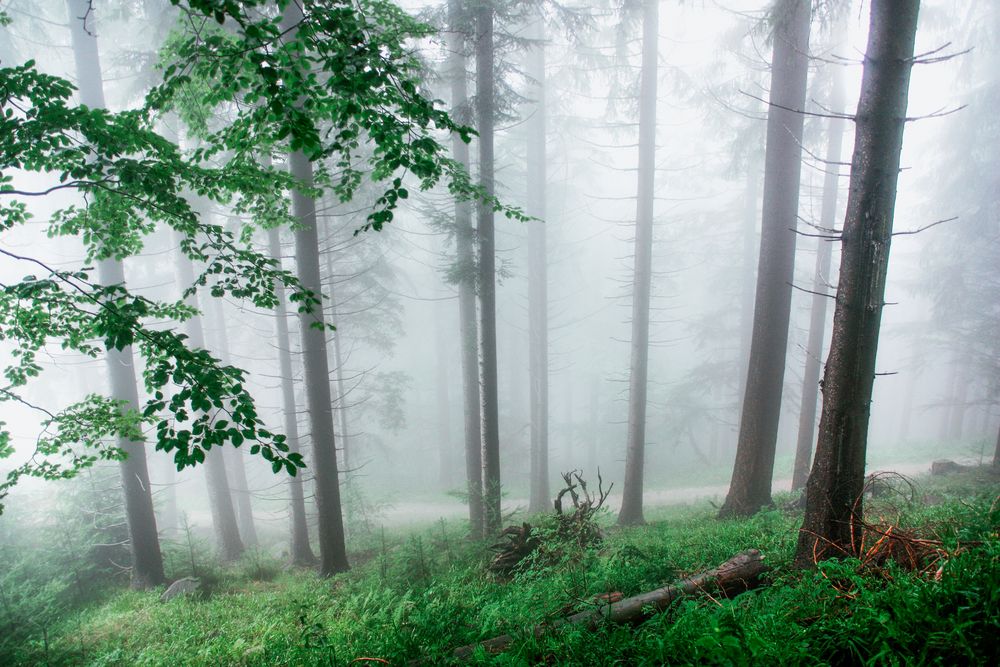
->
[1,0,996,562]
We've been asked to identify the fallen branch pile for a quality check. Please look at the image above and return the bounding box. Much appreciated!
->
[455,549,768,659]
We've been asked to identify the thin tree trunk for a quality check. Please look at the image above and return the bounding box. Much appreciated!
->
[796,0,920,567]
[947,365,968,441]
[618,0,658,527]
[737,161,760,410]
[280,3,350,577]
[720,0,811,518]
[476,0,502,535]
[66,0,164,589]
[993,420,1000,467]
[322,243,351,474]
[791,69,846,491]
[526,12,550,514]
[208,296,259,547]
[172,227,245,562]
[267,227,316,566]
[447,0,485,538]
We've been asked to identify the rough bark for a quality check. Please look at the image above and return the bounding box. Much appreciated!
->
[281,3,350,576]
[796,0,920,567]
[172,227,245,562]
[618,0,658,527]
[447,0,484,538]
[452,550,768,660]
[526,13,550,514]
[476,0,502,535]
[267,227,316,566]
[208,295,259,547]
[791,70,846,491]
[720,0,811,518]
[66,0,165,589]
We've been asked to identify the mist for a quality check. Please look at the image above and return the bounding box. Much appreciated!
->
[1,0,997,663]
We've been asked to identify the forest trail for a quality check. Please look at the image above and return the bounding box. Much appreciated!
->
[378,458,970,527]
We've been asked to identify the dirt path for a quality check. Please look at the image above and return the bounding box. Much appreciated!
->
[377,459,965,528]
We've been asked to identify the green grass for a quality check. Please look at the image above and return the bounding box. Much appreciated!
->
[5,469,999,666]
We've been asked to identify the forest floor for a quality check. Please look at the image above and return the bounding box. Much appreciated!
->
[3,466,997,666]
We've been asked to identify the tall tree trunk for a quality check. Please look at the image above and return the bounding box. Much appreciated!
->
[447,0,484,538]
[281,3,350,576]
[947,364,968,441]
[207,295,259,547]
[795,0,920,567]
[737,161,761,410]
[267,227,317,566]
[476,0,502,535]
[66,0,165,589]
[526,13,550,514]
[791,69,846,491]
[172,227,244,562]
[322,242,351,473]
[720,0,811,518]
[617,0,658,527]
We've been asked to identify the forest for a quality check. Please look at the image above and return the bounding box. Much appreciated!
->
[0,0,997,664]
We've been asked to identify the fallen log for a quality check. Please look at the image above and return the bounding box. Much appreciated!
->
[452,549,768,660]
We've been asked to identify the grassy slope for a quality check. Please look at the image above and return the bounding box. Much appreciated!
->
[12,470,1000,666]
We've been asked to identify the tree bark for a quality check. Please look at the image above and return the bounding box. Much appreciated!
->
[172,227,245,562]
[791,69,846,491]
[451,550,768,660]
[476,0,502,535]
[526,13,550,515]
[280,3,350,576]
[267,227,316,566]
[447,0,485,538]
[720,0,811,518]
[618,0,658,527]
[795,0,920,567]
[66,0,165,589]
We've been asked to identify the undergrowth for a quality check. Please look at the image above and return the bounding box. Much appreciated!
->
[1,470,997,666]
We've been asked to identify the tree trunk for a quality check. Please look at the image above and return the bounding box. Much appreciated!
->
[450,550,768,660]
[267,227,317,566]
[737,161,761,410]
[172,227,245,562]
[993,420,1000,468]
[207,295,259,547]
[476,0,502,535]
[720,0,811,518]
[526,12,549,514]
[280,3,350,577]
[618,0,658,527]
[448,0,485,539]
[323,242,352,474]
[66,0,165,589]
[795,0,920,567]
[791,69,846,491]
